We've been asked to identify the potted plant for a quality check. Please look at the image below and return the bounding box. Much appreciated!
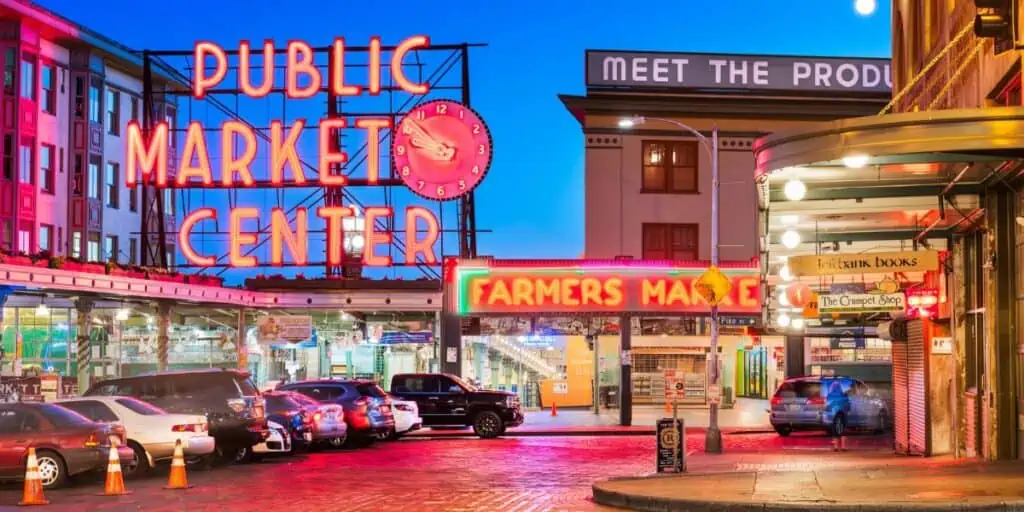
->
[30,251,52,268]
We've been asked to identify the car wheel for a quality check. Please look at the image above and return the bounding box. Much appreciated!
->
[774,426,792,437]
[875,411,888,434]
[830,414,847,437]
[124,441,150,478]
[328,436,346,449]
[472,411,504,439]
[375,428,397,441]
[34,450,67,490]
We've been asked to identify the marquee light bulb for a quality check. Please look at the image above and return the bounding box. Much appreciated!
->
[783,180,806,201]
[791,317,805,330]
[778,289,791,307]
[779,265,794,282]
[116,308,131,321]
[781,230,801,249]
[854,0,876,16]
[842,154,870,169]
[776,314,791,328]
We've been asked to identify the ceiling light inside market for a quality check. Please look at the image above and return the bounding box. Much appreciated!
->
[778,290,791,307]
[779,265,794,281]
[116,308,131,321]
[854,0,876,16]
[791,317,805,330]
[783,180,806,201]
[776,314,791,328]
[842,154,870,169]
[618,117,643,128]
[781,230,801,249]
[35,303,49,316]
[780,215,799,226]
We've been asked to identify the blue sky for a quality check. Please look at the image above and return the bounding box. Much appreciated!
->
[38,0,891,282]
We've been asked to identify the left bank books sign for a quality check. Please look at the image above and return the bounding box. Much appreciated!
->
[257,316,313,344]
[586,51,891,93]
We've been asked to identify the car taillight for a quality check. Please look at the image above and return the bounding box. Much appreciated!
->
[84,432,100,448]
[313,412,322,423]
[807,396,826,406]
[172,424,205,432]
[770,396,783,406]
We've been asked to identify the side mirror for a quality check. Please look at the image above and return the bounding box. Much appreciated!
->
[448,385,463,394]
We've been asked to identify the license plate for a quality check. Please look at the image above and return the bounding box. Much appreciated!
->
[254,405,264,418]
[788,404,801,411]
[303,432,312,442]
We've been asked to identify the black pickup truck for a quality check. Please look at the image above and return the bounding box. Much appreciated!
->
[389,373,524,438]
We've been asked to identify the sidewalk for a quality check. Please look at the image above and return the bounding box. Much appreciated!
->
[593,455,1024,511]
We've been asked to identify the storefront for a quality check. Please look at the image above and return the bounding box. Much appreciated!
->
[441,257,763,425]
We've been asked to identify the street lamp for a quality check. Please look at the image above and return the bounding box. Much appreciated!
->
[342,206,366,278]
[619,115,725,454]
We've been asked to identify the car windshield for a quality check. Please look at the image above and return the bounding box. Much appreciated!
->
[235,376,259,396]
[289,393,318,407]
[776,381,822,399]
[450,375,476,392]
[36,404,94,427]
[266,395,301,411]
[115,398,165,416]
[355,383,386,398]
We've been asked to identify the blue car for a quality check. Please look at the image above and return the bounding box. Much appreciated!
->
[769,376,889,436]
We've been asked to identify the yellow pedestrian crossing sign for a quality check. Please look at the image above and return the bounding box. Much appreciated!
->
[695,266,732,306]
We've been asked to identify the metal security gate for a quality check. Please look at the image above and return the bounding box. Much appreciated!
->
[892,340,910,454]
[907,320,928,455]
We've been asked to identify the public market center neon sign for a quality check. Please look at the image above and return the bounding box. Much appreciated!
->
[450,260,762,315]
[125,37,459,268]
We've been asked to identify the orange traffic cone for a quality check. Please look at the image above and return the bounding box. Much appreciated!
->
[18,447,48,506]
[165,439,193,490]
[665,401,672,414]
[99,439,129,496]
[550,402,558,416]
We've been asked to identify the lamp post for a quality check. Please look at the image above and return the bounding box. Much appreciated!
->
[619,116,723,454]
[342,206,366,278]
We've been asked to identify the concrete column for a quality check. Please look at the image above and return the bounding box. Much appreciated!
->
[440,286,462,375]
[236,308,247,372]
[620,314,632,427]
[74,298,93,391]
[784,334,805,378]
[156,302,172,372]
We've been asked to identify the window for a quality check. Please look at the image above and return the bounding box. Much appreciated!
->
[87,161,99,199]
[38,224,52,252]
[130,97,139,122]
[115,398,164,416]
[58,400,119,423]
[129,238,137,264]
[88,82,100,123]
[105,162,119,208]
[105,89,120,135]
[71,231,81,259]
[0,220,10,251]
[36,404,93,427]
[641,140,699,193]
[642,223,698,261]
[87,233,100,262]
[17,229,29,253]
[286,385,343,402]
[3,48,14,95]
[2,135,12,181]
[165,244,175,267]
[104,235,118,262]
[40,64,55,114]
[166,108,176,148]
[39,144,53,193]
[128,185,137,212]
[392,376,439,393]
[74,77,84,119]
[164,188,174,215]
[19,57,34,100]
[17,143,31,185]
[72,154,83,196]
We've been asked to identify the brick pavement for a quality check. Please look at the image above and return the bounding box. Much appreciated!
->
[0,432,893,512]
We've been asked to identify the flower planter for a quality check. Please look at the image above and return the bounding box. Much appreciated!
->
[80,263,107,275]
[185,275,223,287]
[108,268,147,280]
[2,255,33,267]
[149,272,185,283]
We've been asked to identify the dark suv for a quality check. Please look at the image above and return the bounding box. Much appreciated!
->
[277,379,394,445]
[85,369,268,462]
[390,373,524,439]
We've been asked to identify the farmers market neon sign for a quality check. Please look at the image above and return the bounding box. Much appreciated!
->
[125,37,443,268]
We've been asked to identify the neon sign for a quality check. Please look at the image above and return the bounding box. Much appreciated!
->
[450,259,761,315]
[127,37,489,269]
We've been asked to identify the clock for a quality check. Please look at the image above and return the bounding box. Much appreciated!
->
[392,99,493,201]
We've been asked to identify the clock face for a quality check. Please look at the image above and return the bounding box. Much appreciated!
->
[392,99,493,201]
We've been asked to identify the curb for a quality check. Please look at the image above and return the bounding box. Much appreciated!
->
[592,478,1024,512]
[407,427,774,438]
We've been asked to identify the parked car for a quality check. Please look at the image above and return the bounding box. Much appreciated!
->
[262,391,313,451]
[253,420,291,456]
[278,379,394,445]
[56,396,214,476]
[85,369,268,463]
[769,376,889,436]
[382,393,422,440]
[0,402,133,489]
[287,391,348,447]
[389,373,523,439]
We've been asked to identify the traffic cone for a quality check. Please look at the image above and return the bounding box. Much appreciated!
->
[99,439,129,496]
[665,401,672,414]
[550,402,558,416]
[18,448,48,506]
[165,439,193,490]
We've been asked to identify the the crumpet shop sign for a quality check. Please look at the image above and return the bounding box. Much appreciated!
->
[818,293,906,314]
[788,251,939,277]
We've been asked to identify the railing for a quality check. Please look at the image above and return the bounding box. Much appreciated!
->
[881,7,989,115]
[485,337,558,379]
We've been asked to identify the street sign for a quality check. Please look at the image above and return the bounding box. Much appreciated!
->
[664,369,685,399]
[656,418,685,473]
[707,383,722,404]
[695,266,732,306]
[553,382,569,394]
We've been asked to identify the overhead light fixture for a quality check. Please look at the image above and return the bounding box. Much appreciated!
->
[776,314,791,328]
[778,290,791,307]
[779,265,794,282]
[618,116,644,128]
[780,215,799,226]
[35,302,49,317]
[791,317,805,330]
[854,0,876,16]
[842,154,869,169]
[115,308,131,321]
[781,230,801,249]
[783,179,807,201]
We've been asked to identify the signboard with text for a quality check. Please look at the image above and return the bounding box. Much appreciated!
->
[450,260,761,316]
[818,293,905,314]
[256,315,313,344]
[586,51,891,93]
[788,251,939,277]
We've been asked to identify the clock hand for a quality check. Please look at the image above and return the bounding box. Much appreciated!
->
[405,119,444,151]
